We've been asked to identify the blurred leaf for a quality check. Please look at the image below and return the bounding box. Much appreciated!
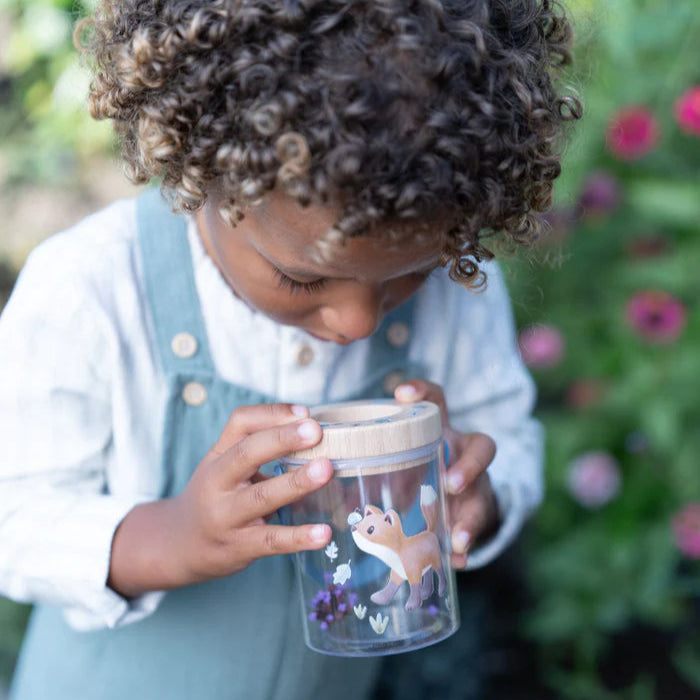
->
[672,631,700,690]
[626,180,700,227]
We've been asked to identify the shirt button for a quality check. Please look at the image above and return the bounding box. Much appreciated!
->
[171,332,198,359]
[382,370,405,396]
[386,321,410,348]
[182,381,207,406]
[296,344,314,367]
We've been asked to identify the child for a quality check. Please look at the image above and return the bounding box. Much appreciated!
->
[0,1,580,698]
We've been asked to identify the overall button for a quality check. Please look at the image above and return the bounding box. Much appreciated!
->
[386,321,410,348]
[182,381,207,406]
[382,370,405,396]
[171,332,198,358]
[296,344,314,367]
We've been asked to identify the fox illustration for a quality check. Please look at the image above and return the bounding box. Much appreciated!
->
[350,485,447,611]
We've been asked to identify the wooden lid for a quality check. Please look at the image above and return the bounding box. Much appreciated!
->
[284,399,442,462]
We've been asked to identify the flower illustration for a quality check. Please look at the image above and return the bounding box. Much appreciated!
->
[369,613,389,635]
[625,290,687,344]
[606,106,659,160]
[566,451,622,509]
[674,86,700,136]
[518,324,565,369]
[309,582,354,629]
[353,604,367,620]
[672,503,700,559]
[333,560,352,586]
[324,540,338,561]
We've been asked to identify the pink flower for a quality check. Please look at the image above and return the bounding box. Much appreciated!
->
[672,503,700,559]
[626,233,669,260]
[566,451,621,508]
[606,106,659,160]
[518,324,565,368]
[625,290,687,344]
[566,379,606,409]
[674,86,700,136]
[578,171,621,218]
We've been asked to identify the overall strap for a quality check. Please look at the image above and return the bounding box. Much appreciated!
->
[137,188,215,377]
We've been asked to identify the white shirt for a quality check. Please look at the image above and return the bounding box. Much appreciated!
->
[0,198,542,631]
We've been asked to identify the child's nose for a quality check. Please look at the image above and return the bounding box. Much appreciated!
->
[321,284,384,341]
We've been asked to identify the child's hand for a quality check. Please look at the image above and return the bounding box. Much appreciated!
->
[108,404,333,597]
[394,380,499,570]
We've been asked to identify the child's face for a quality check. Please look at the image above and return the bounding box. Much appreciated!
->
[195,191,446,344]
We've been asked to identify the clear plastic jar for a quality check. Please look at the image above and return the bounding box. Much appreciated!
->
[278,400,459,656]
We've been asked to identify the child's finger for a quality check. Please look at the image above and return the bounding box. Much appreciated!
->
[210,402,310,456]
[445,433,496,494]
[448,479,499,569]
[394,379,450,428]
[450,516,476,570]
[238,522,332,559]
[215,418,323,488]
[235,458,334,522]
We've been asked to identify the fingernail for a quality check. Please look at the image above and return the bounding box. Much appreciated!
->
[311,525,329,542]
[297,420,319,442]
[307,459,329,484]
[447,472,464,493]
[291,404,309,417]
[395,384,417,401]
[453,530,470,553]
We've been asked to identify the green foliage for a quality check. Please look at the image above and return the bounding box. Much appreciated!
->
[0,599,30,681]
[505,0,700,695]
[0,0,113,185]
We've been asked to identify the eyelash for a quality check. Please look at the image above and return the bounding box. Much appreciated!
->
[273,268,328,295]
[272,265,438,296]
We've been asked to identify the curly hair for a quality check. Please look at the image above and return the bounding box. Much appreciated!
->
[78,0,581,287]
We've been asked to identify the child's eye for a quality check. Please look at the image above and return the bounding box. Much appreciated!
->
[273,268,327,295]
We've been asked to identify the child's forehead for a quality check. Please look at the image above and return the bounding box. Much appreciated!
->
[245,191,446,277]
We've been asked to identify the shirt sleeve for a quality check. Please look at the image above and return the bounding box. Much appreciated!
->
[438,262,544,569]
[0,232,164,630]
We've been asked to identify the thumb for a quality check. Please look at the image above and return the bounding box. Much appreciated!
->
[394,378,451,431]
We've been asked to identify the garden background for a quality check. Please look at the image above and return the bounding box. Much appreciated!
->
[1,0,699,698]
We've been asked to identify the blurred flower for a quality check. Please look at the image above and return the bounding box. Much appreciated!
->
[672,503,700,559]
[624,431,649,454]
[566,451,622,508]
[577,171,621,218]
[536,208,576,243]
[674,86,700,136]
[626,233,670,259]
[566,378,606,409]
[518,324,565,368]
[625,290,687,344]
[606,106,659,160]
